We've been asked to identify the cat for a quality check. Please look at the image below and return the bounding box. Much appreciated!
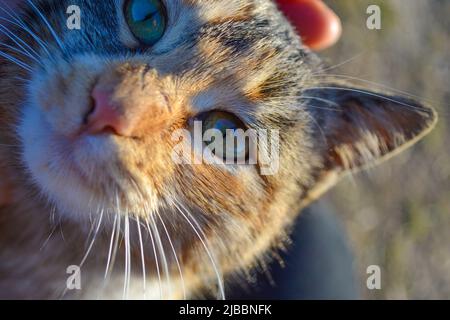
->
[0,0,437,299]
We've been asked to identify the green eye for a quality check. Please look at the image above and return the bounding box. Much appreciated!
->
[198,111,250,162]
[202,112,243,136]
[125,0,167,46]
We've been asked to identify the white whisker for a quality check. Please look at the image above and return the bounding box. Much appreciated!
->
[26,0,65,54]
[106,192,123,287]
[149,211,172,298]
[156,209,187,299]
[305,110,329,147]
[104,213,118,280]
[144,215,163,300]
[39,226,56,251]
[0,50,32,72]
[135,216,147,299]
[61,208,103,299]
[307,86,430,113]
[312,73,441,104]
[312,52,363,74]
[172,200,225,300]
[80,209,104,267]
[0,22,41,60]
[0,38,39,65]
[123,213,131,300]
[0,15,52,58]
[300,95,341,108]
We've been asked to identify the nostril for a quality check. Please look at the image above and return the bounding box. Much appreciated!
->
[102,126,119,135]
[84,87,130,136]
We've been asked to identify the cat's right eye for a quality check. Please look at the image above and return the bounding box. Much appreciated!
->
[196,111,250,162]
[124,0,167,46]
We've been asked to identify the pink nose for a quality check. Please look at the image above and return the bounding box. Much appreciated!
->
[86,87,131,136]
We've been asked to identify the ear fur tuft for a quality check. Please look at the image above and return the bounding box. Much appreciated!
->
[305,85,438,171]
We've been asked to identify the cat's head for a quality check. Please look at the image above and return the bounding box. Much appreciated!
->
[0,0,436,296]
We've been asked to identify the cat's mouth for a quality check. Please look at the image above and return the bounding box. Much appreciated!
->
[63,134,162,215]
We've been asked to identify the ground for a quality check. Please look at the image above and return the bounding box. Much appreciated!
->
[321,0,450,299]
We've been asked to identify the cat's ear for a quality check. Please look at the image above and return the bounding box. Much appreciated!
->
[300,85,437,206]
[305,85,437,172]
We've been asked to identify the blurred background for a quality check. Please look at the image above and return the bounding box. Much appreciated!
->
[320,0,450,299]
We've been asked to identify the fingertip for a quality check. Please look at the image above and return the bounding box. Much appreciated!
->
[314,5,342,51]
[277,0,342,51]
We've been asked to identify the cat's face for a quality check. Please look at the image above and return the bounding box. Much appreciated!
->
[0,0,436,297]
[18,0,311,217]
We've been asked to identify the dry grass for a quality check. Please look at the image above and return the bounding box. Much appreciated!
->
[321,0,450,299]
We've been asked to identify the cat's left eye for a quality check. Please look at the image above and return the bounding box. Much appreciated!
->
[125,0,167,46]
